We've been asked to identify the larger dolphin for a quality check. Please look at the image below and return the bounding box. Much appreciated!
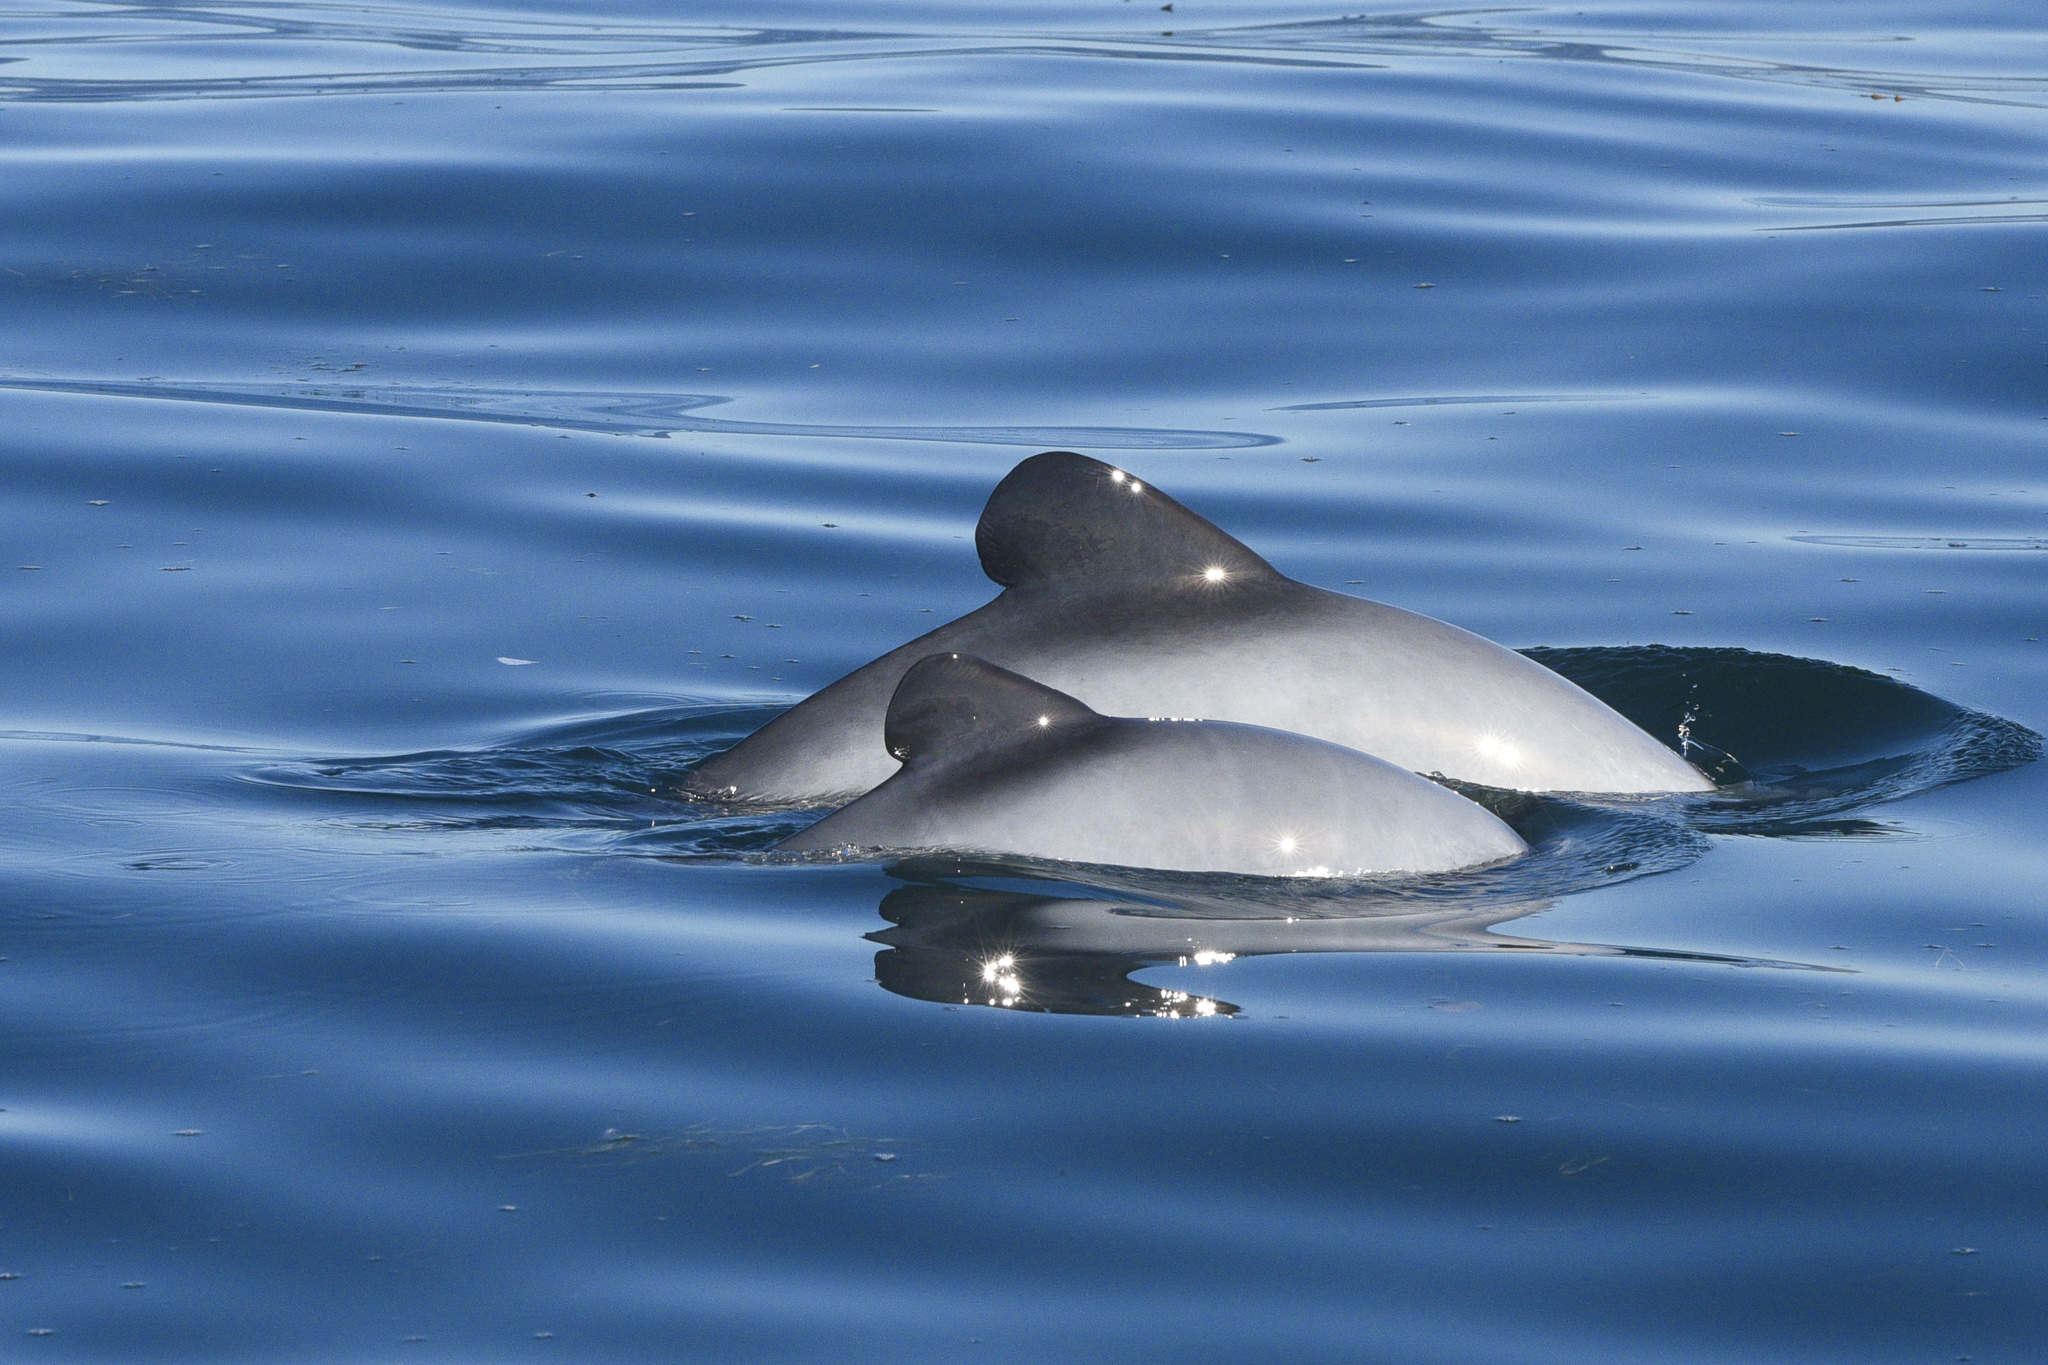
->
[686,451,1711,803]
[774,653,1528,877]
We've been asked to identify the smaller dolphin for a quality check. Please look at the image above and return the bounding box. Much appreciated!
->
[774,654,1528,877]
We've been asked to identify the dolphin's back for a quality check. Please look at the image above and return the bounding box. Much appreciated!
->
[685,452,1709,803]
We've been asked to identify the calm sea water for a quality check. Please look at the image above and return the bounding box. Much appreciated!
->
[3,1,2047,1359]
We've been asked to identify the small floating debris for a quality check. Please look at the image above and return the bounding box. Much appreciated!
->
[88,500,108,506]
[1673,610,1692,615]
[162,566,190,572]
[1414,282,1435,289]
[1495,1115,1521,1124]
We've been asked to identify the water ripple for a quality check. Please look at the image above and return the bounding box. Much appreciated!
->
[1790,535,2048,551]
[1272,393,1647,413]
[0,378,1278,449]
[4,6,2044,107]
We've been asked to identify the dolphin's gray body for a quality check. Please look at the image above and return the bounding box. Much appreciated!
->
[774,654,1528,877]
[687,451,1710,804]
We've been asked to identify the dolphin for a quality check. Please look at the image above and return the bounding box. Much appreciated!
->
[685,450,1711,804]
[773,653,1528,877]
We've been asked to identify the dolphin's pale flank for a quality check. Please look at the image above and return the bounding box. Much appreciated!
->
[686,451,1712,804]
[773,654,1529,877]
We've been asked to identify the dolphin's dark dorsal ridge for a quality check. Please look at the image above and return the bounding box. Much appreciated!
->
[976,451,1279,590]
[885,654,1098,764]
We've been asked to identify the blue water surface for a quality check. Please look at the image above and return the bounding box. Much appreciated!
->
[2,1,2046,1359]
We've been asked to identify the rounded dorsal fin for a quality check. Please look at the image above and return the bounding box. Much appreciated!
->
[975,451,1277,590]
[884,654,1098,764]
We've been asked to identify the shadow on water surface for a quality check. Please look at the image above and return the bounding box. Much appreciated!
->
[249,647,2037,1012]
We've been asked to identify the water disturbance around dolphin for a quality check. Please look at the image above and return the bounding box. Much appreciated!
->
[245,644,2033,898]
[772,653,1529,877]
[685,452,1713,803]
[234,643,2033,1018]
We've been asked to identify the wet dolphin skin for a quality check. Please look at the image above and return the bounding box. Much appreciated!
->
[689,452,1710,803]
[775,654,1529,877]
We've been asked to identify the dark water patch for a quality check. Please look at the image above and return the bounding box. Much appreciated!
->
[1529,645,2041,833]
[0,378,1277,450]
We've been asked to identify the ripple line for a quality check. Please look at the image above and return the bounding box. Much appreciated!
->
[1271,393,1647,413]
[1791,535,2048,551]
[0,378,1278,450]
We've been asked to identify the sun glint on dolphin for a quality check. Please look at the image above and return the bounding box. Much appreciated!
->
[686,451,1712,804]
[774,654,1529,877]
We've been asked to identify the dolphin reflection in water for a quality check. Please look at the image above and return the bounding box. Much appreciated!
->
[868,873,1829,1018]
